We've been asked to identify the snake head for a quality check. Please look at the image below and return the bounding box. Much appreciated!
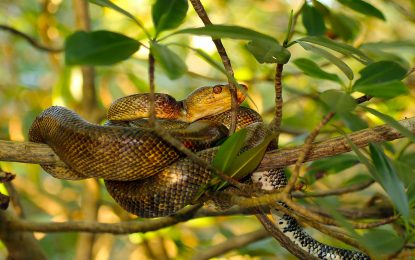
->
[182,83,248,122]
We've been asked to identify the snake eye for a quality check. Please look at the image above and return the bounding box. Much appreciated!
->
[213,85,222,94]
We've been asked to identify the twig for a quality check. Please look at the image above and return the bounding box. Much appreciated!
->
[192,229,269,260]
[189,0,238,134]
[10,205,201,234]
[292,180,375,198]
[284,112,335,193]
[0,24,63,53]
[148,53,156,125]
[272,63,284,147]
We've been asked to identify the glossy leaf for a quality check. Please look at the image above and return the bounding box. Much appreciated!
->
[297,36,370,64]
[150,41,187,79]
[175,25,278,43]
[293,58,341,83]
[353,60,407,86]
[320,90,357,114]
[212,128,248,174]
[65,30,140,65]
[328,13,360,41]
[246,40,291,64]
[360,106,415,143]
[337,0,385,21]
[152,0,188,35]
[369,143,409,219]
[227,134,274,181]
[346,136,408,221]
[354,80,408,99]
[302,3,326,36]
[298,42,354,79]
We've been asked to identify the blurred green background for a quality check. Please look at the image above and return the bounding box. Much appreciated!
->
[1,0,415,259]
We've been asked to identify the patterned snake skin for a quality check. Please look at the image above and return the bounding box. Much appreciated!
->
[252,170,369,259]
[29,84,369,259]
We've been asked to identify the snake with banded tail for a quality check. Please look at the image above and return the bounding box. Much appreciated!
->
[29,84,369,259]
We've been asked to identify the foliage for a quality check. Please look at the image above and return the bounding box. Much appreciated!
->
[1,0,415,259]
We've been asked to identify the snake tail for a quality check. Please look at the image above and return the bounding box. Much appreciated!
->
[252,169,370,260]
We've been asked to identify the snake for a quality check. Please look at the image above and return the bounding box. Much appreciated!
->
[29,84,369,259]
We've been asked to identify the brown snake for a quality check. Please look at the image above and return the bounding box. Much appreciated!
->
[29,84,263,217]
[29,84,369,259]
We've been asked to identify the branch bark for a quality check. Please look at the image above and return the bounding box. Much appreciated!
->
[2,116,414,170]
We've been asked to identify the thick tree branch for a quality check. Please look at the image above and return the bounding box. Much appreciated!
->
[2,116,413,170]
[258,116,415,171]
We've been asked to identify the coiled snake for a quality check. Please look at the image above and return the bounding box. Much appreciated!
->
[29,84,369,259]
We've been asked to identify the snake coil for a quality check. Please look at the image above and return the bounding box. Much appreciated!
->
[29,84,369,259]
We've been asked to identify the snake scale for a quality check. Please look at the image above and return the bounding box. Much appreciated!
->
[29,84,369,259]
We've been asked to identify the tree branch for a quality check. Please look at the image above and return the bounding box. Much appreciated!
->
[0,24,63,53]
[192,229,269,260]
[3,116,413,172]
[0,210,47,260]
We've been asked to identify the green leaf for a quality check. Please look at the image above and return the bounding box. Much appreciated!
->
[293,58,342,83]
[360,106,415,143]
[226,135,274,181]
[407,181,415,206]
[175,25,278,44]
[215,134,274,190]
[328,12,360,41]
[302,3,326,36]
[354,80,408,99]
[320,90,357,115]
[308,154,359,175]
[246,40,291,64]
[362,228,404,255]
[369,143,409,219]
[353,60,407,86]
[337,0,385,21]
[341,112,368,131]
[344,173,373,186]
[150,41,187,80]
[152,0,188,35]
[298,42,354,79]
[212,129,248,174]
[297,36,370,64]
[65,30,140,65]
